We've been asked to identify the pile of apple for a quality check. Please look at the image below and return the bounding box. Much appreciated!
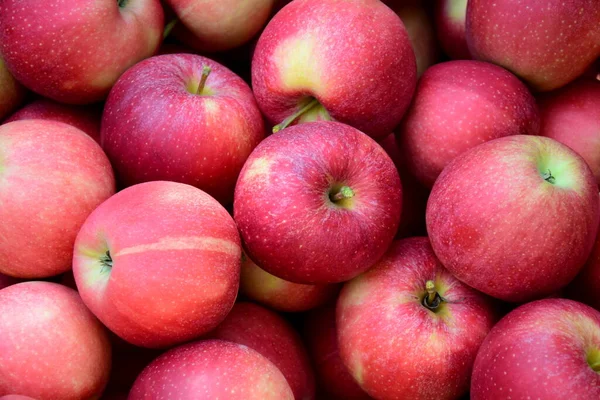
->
[0,0,599,399]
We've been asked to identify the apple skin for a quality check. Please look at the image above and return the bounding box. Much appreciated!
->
[72,181,241,348]
[0,282,111,400]
[397,60,539,187]
[337,237,496,400]
[567,216,600,311]
[435,0,470,60]
[538,80,600,186]
[466,0,600,91]
[208,302,316,400]
[234,121,402,284]
[251,0,416,139]
[0,120,115,278]
[101,54,264,205]
[427,135,600,302]
[471,298,600,399]
[0,0,164,104]
[129,339,294,399]
[0,396,37,400]
[0,57,26,120]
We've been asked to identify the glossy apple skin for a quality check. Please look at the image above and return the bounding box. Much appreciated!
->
[435,0,470,60]
[0,282,111,400]
[234,121,402,284]
[209,302,316,400]
[73,181,241,348]
[471,299,600,399]
[337,238,496,400]
[0,0,164,104]
[567,217,600,310]
[539,80,600,186]
[427,135,600,302]
[397,60,539,187]
[0,57,26,120]
[466,0,600,91]
[101,54,264,205]
[0,120,115,278]
[252,0,416,139]
[129,339,294,399]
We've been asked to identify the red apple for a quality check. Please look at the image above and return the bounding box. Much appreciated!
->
[466,0,600,91]
[251,0,416,139]
[337,237,496,400]
[0,282,111,400]
[129,339,294,399]
[397,60,539,187]
[0,0,164,104]
[101,54,264,204]
[73,181,241,348]
[427,135,599,302]
[234,121,402,284]
[435,0,470,60]
[0,57,26,120]
[567,216,600,310]
[0,120,115,278]
[471,299,600,399]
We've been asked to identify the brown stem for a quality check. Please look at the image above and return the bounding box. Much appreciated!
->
[196,66,212,95]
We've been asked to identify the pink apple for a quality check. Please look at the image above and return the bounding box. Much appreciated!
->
[397,60,539,187]
[0,282,111,399]
[0,0,164,104]
[427,135,599,302]
[0,120,115,278]
[234,121,402,284]
[435,0,470,60]
[0,57,26,120]
[251,0,416,139]
[129,339,294,399]
[0,396,37,400]
[466,0,600,91]
[73,181,241,348]
[471,299,600,399]
[101,54,264,204]
[567,217,600,310]
[337,238,496,400]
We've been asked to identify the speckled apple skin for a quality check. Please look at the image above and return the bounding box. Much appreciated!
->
[397,60,539,187]
[0,57,26,120]
[337,238,496,400]
[471,299,600,399]
[73,181,241,348]
[234,121,402,284]
[209,302,316,400]
[101,54,264,205]
[0,0,164,104]
[427,135,600,302]
[435,0,470,60]
[0,120,115,278]
[129,339,294,400]
[567,217,600,310]
[0,282,111,400]
[251,0,416,139]
[466,0,600,91]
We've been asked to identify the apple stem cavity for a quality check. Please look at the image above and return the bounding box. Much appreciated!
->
[542,169,556,184]
[423,280,443,311]
[273,98,320,133]
[163,19,178,39]
[117,0,128,8]
[196,66,212,95]
[329,186,355,203]
[99,250,113,274]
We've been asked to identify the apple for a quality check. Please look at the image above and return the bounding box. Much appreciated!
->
[0,0,164,104]
[101,54,264,204]
[567,217,600,310]
[397,60,539,187]
[435,0,470,60]
[72,181,241,348]
[0,282,111,399]
[234,121,402,284]
[427,135,599,302]
[251,0,416,139]
[0,396,37,400]
[209,302,316,400]
[129,339,294,399]
[0,57,26,121]
[471,298,600,399]
[466,0,600,91]
[0,120,115,278]
[538,80,600,186]
[337,237,496,400]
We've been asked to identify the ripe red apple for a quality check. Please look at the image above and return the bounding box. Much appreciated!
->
[234,121,402,284]
[101,54,264,204]
[73,181,241,348]
[397,60,539,187]
[209,302,316,400]
[471,298,600,399]
[251,0,416,139]
[0,282,111,400]
[337,237,496,400]
[0,120,115,278]
[435,0,470,60]
[427,135,599,302]
[0,57,26,120]
[0,0,164,104]
[129,339,294,399]
[567,217,600,310]
[466,0,600,91]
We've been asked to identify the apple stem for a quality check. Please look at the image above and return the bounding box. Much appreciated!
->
[542,169,556,184]
[163,18,178,39]
[99,250,113,274]
[273,98,320,133]
[423,280,443,310]
[329,186,355,203]
[196,66,212,95]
